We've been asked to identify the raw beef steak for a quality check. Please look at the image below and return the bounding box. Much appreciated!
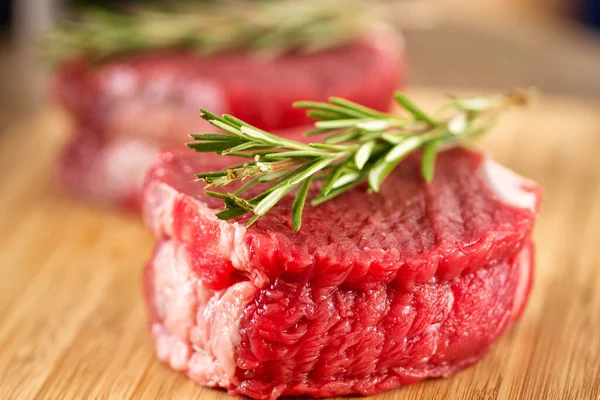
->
[53,33,403,144]
[141,147,541,399]
[57,125,309,210]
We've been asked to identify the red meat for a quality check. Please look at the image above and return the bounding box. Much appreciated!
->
[141,147,541,399]
[53,33,403,144]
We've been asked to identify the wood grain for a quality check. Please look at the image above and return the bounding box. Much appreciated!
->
[0,88,599,400]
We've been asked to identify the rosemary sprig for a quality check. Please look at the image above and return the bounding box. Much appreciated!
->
[44,0,379,62]
[187,89,529,231]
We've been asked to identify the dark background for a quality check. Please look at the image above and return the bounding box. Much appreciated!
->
[582,0,600,28]
[0,1,11,33]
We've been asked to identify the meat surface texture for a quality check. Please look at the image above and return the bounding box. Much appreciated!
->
[142,147,541,399]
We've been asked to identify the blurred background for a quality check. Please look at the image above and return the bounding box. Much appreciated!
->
[1,0,599,133]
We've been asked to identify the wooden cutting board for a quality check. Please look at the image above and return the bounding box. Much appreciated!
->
[0,88,599,400]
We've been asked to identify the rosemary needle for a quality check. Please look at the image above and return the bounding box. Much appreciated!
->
[186,89,529,231]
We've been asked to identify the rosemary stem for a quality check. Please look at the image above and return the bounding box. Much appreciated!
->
[186,89,527,230]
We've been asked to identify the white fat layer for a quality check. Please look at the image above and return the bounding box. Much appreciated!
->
[99,139,159,201]
[144,182,178,238]
[105,66,139,97]
[482,157,537,212]
[190,280,257,384]
[151,240,257,387]
[153,241,197,341]
[153,324,190,371]
[219,223,251,272]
